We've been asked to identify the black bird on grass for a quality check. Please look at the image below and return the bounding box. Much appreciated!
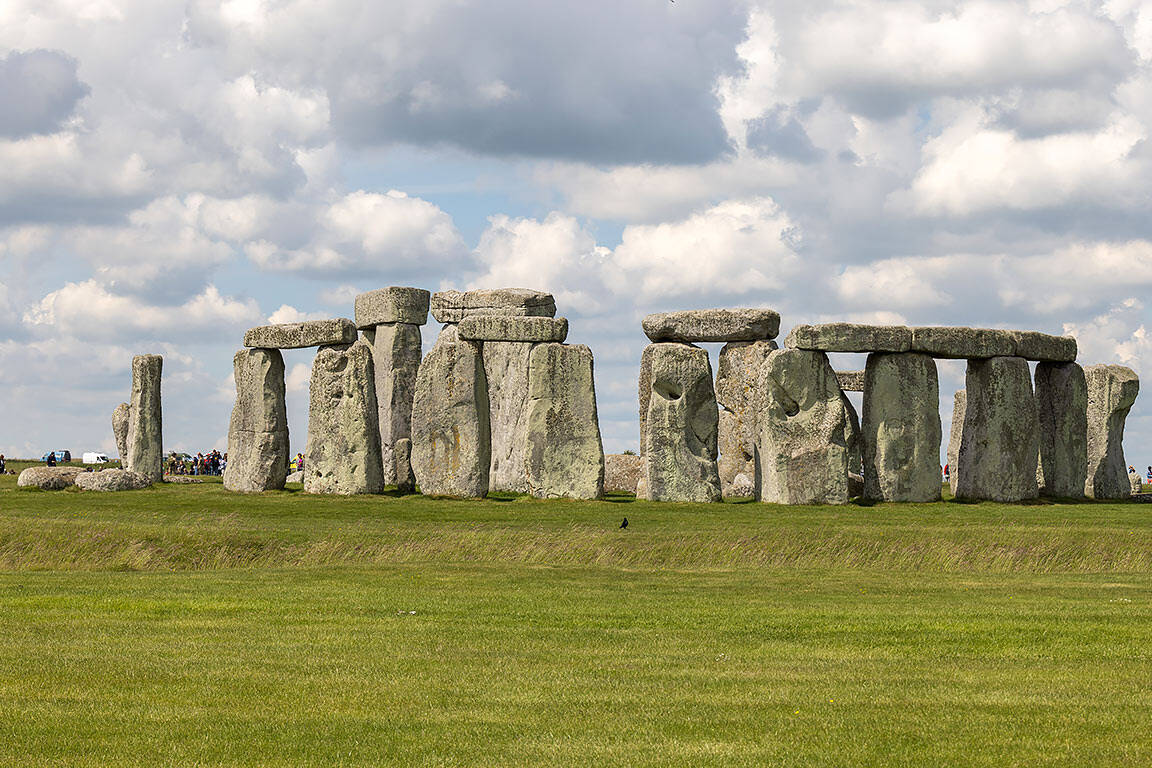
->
[620,517,628,529]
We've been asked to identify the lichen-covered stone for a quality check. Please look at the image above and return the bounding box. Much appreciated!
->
[909,327,1016,359]
[861,352,942,502]
[365,323,422,486]
[1034,362,1087,497]
[112,402,130,461]
[1012,331,1077,363]
[458,315,568,343]
[715,340,777,497]
[76,469,151,491]
[243,319,356,349]
[304,340,385,495]
[17,466,83,490]
[354,287,430,328]
[1084,364,1140,500]
[947,390,966,496]
[224,348,289,492]
[430,288,555,323]
[483,340,535,493]
[393,438,416,493]
[785,323,911,353]
[642,309,781,343]
[843,392,862,478]
[956,356,1039,501]
[642,343,721,502]
[524,343,605,499]
[836,370,865,392]
[604,454,643,494]
[127,354,163,483]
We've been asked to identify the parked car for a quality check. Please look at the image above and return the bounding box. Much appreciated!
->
[41,450,72,462]
[82,452,111,464]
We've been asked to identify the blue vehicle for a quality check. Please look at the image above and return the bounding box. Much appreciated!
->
[41,450,72,463]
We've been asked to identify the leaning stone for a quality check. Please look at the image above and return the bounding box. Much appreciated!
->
[127,354,163,483]
[1012,331,1077,363]
[17,466,83,490]
[365,323,422,486]
[755,349,850,505]
[431,288,556,323]
[112,402,131,461]
[354,287,430,328]
[785,323,911,353]
[909,327,1015,359]
[1034,362,1087,497]
[458,315,568,343]
[642,309,781,343]
[304,340,385,495]
[410,325,491,497]
[393,438,416,493]
[642,343,722,502]
[1084,364,1140,500]
[715,340,777,496]
[604,454,643,494]
[224,348,289,493]
[483,340,536,493]
[861,352,942,502]
[524,343,605,499]
[76,469,151,492]
[947,390,966,496]
[243,319,356,349]
[956,356,1039,501]
[836,370,865,392]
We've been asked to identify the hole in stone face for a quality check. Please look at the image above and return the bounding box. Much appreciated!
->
[654,380,683,401]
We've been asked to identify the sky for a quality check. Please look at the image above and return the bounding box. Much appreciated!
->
[2,0,1151,467]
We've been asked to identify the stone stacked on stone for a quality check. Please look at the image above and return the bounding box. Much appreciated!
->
[956,357,1039,502]
[908,327,1017,360]
[784,323,1076,362]
[459,315,569,343]
[1084,364,1140,499]
[947,390,966,496]
[715,340,777,497]
[1034,362,1087,498]
[431,288,556,323]
[354,287,430,327]
[786,323,911,353]
[224,348,289,492]
[642,309,780,343]
[861,352,942,502]
[243,319,356,349]
[127,354,163,484]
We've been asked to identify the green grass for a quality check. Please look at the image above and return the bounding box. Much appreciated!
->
[0,475,1149,766]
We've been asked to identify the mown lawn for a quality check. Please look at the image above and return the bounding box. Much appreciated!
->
[0,473,1149,766]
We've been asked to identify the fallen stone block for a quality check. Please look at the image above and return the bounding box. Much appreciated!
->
[243,319,356,349]
[127,354,163,483]
[431,288,556,323]
[861,352,942,502]
[354,286,430,328]
[224,348,290,493]
[17,466,83,490]
[1012,331,1077,363]
[76,469,151,491]
[909,327,1015,359]
[642,309,781,343]
[604,454,643,494]
[785,323,911,353]
[1084,364,1140,499]
[1035,362,1087,497]
[956,356,1039,501]
[458,315,568,343]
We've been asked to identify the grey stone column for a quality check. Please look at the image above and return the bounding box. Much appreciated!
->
[127,354,163,483]
[861,352,941,502]
[715,340,777,497]
[946,390,966,496]
[1034,362,1087,498]
[112,402,131,463]
[484,340,537,493]
[1084,364,1139,499]
[956,356,1039,501]
[224,348,289,492]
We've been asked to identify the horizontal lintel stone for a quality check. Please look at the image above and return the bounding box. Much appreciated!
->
[458,315,569,343]
[431,288,556,324]
[1011,331,1077,362]
[243,319,356,349]
[354,287,430,328]
[785,323,911,353]
[642,309,780,343]
[910,327,1017,359]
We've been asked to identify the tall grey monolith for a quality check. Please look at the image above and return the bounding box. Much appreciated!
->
[224,348,289,492]
[956,356,1038,502]
[410,326,491,497]
[1084,364,1140,499]
[715,340,776,497]
[861,352,941,502]
[755,349,850,505]
[127,354,163,483]
[1034,362,1087,498]
[484,340,536,493]
[642,343,722,502]
[364,322,422,486]
[112,402,130,462]
[947,390,965,495]
[304,340,384,495]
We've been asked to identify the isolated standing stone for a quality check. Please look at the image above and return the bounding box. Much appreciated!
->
[642,309,781,343]
[947,390,966,496]
[642,343,722,502]
[112,402,130,461]
[956,356,1039,502]
[604,454,643,494]
[224,348,289,492]
[1034,362,1087,498]
[715,340,777,496]
[127,354,163,483]
[364,323,422,486]
[410,326,491,497]
[861,352,941,502]
[1084,364,1140,499]
[755,349,850,505]
[484,340,536,493]
[524,343,605,499]
[304,340,384,495]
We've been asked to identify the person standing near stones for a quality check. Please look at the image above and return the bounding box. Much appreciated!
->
[46,451,56,467]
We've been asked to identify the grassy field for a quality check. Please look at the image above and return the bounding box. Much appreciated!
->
[0,468,1149,766]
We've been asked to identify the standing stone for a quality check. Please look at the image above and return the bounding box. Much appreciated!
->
[410,326,491,497]
[715,340,777,496]
[127,354,163,484]
[956,356,1039,502]
[112,402,131,462]
[604,454,643,494]
[224,348,289,492]
[393,438,416,493]
[861,352,942,502]
[755,349,850,505]
[304,340,384,495]
[843,393,862,481]
[1034,362,1087,498]
[364,323,422,486]
[524,343,605,499]
[484,340,536,493]
[642,343,722,502]
[947,390,966,496]
[1084,364,1140,499]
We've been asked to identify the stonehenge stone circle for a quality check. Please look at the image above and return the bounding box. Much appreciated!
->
[604,454,643,494]
[836,370,865,392]
[843,392,862,480]
[354,287,430,328]
[755,349,850,505]
[909,327,1017,360]
[483,340,536,493]
[364,322,423,486]
[411,326,491,497]
[393,437,416,493]
[716,340,777,497]
[524,343,605,499]
[224,348,289,493]
[786,323,912,353]
[76,469,151,492]
[112,402,130,461]
[1034,362,1087,498]
[861,352,942,502]
[243,319,356,349]
[458,315,569,343]
[1084,364,1140,499]
[786,323,1075,362]
[642,309,781,343]
[956,356,1039,502]
[947,390,966,496]
[431,288,556,323]
[127,354,163,483]
[1013,332,1077,363]
[641,343,722,502]
[17,466,84,490]
[304,340,385,495]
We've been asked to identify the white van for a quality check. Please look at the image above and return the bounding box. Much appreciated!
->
[82,452,111,465]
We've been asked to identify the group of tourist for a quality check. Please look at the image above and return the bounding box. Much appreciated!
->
[168,451,226,476]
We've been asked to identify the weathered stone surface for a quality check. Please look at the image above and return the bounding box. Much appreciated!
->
[947,390,966,496]
[715,340,777,497]
[1013,331,1077,363]
[848,472,864,499]
[755,349,850,505]
[843,393,862,477]
[243,319,356,349]
[393,438,415,493]
[112,402,130,460]
[410,326,491,497]
[354,287,430,328]
[785,323,911,353]
[1084,364,1140,500]
[604,454,643,494]
[431,288,556,323]
[304,340,385,495]
[524,343,605,499]
[127,354,163,483]
[17,466,82,490]
[163,475,203,484]
[642,309,781,343]
[861,352,942,502]
[364,323,422,486]
[956,356,1039,501]
[1132,473,1144,494]
[641,343,722,502]
[638,344,657,458]
[76,469,151,491]
[836,370,865,392]
[285,470,304,484]
[224,348,289,493]
[729,473,756,498]
[1034,362,1087,498]
[909,327,1016,359]
[483,340,536,493]
[459,315,568,343]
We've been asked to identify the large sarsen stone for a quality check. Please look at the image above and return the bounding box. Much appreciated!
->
[947,390,966,496]
[909,327,1015,359]
[17,466,83,490]
[483,340,535,493]
[431,288,555,323]
[785,323,911,353]
[459,315,568,343]
[127,354,163,483]
[364,323,422,486]
[642,309,781,343]
[243,319,357,349]
[112,402,130,461]
[715,340,777,497]
[76,469,151,491]
[1084,364,1140,499]
[861,352,941,502]
[956,356,1039,501]
[1034,362,1087,498]
[354,287,430,328]
[224,348,289,493]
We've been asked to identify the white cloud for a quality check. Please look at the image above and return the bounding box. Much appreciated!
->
[266,304,329,324]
